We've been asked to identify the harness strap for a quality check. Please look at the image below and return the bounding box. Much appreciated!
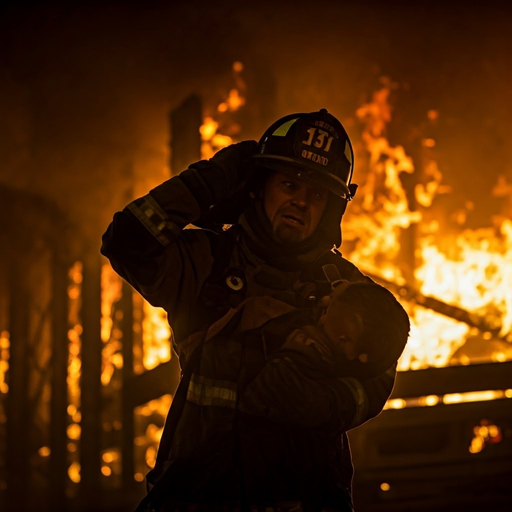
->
[200,226,245,308]
[322,263,342,286]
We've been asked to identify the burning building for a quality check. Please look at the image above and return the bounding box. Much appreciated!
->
[1,2,511,511]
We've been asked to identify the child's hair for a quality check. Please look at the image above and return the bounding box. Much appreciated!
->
[330,281,410,379]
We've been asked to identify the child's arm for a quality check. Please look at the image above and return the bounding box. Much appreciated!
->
[272,326,340,379]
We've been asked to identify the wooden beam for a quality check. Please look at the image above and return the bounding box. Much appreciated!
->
[125,356,181,408]
[392,361,512,398]
[368,273,506,339]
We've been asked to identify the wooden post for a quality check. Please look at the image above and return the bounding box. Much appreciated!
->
[80,244,103,499]
[49,252,70,510]
[169,94,202,176]
[398,147,419,289]
[121,281,135,490]
[5,265,30,512]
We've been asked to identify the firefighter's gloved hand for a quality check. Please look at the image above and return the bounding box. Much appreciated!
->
[179,140,258,216]
[209,140,258,184]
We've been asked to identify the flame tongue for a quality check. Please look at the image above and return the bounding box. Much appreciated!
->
[200,61,246,160]
[416,220,512,339]
[343,82,512,371]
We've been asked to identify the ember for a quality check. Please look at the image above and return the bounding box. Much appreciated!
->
[469,419,503,454]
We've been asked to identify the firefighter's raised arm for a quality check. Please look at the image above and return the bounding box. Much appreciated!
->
[101,141,258,319]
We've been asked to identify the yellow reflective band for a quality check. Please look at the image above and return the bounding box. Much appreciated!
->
[273,118,299,137]
[341,377,369,429]
[344,140,352,164]
[187,373,238,408]
[127,195,180,247]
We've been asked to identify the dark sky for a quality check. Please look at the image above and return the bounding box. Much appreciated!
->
[1,0,511,239]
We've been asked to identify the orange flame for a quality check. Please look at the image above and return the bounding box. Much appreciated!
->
[200,61,245,159]
[67,261,83,484]
[416,222,512,337]
[344,84,421,283]
[141,300,171,370]
[134,395,172,474]
[101,262,123,386]
[384,389,512,410]
[0,331,10,395]
[470,419,503,453]
[344,82,512,372]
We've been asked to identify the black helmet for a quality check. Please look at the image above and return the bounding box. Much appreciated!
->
[252,109,357,199]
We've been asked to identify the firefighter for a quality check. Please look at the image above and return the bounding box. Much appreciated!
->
[102,109,408,512]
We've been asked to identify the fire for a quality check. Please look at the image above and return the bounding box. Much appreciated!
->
[0,330,9,395]
[200,61,245,159]
[400,308,469,370]
[101,262,123,386]
[218,88,245,113]
[200,117,218,141]
[68,461,81,484]
[402,219,512,370]
[101,448,121,479]
[469,420,502,454]
[416,221,512,337]
[101,261,171,374]
[141,300,171,370]
[134,394,172,474]
[344,84,421,283]
[344,82,512,371]
[384,389,512,410]
[38,446,51,457]
[414,158,451,208]
[67,262,83,484]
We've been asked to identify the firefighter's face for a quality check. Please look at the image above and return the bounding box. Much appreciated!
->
[263,171,328,243]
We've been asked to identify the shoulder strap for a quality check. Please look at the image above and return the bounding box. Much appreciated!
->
[200,225,243,307]
[318,249,371,283]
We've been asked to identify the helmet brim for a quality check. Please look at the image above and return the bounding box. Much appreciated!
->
[251,154,351,199]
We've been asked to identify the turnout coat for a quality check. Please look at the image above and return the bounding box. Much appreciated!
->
[101,169,397,511]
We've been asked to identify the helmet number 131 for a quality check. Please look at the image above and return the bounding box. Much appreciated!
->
[302,128,334,152]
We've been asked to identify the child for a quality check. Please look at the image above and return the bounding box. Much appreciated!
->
[184,279,409,426]
[269,279,410,381]
[232,280,410,426]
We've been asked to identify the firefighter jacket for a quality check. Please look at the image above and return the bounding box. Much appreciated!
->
[101,158,398,511]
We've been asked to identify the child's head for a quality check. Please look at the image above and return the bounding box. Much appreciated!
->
[319,280,410,379]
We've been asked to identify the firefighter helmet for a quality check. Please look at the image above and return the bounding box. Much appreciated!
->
[252,109,357,199]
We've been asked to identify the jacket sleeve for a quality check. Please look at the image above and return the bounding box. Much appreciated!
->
[238,355,397,431]
[102,141,258,320]
[101,159,240,324]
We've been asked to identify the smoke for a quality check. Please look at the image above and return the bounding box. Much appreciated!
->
[1,0,510,240]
